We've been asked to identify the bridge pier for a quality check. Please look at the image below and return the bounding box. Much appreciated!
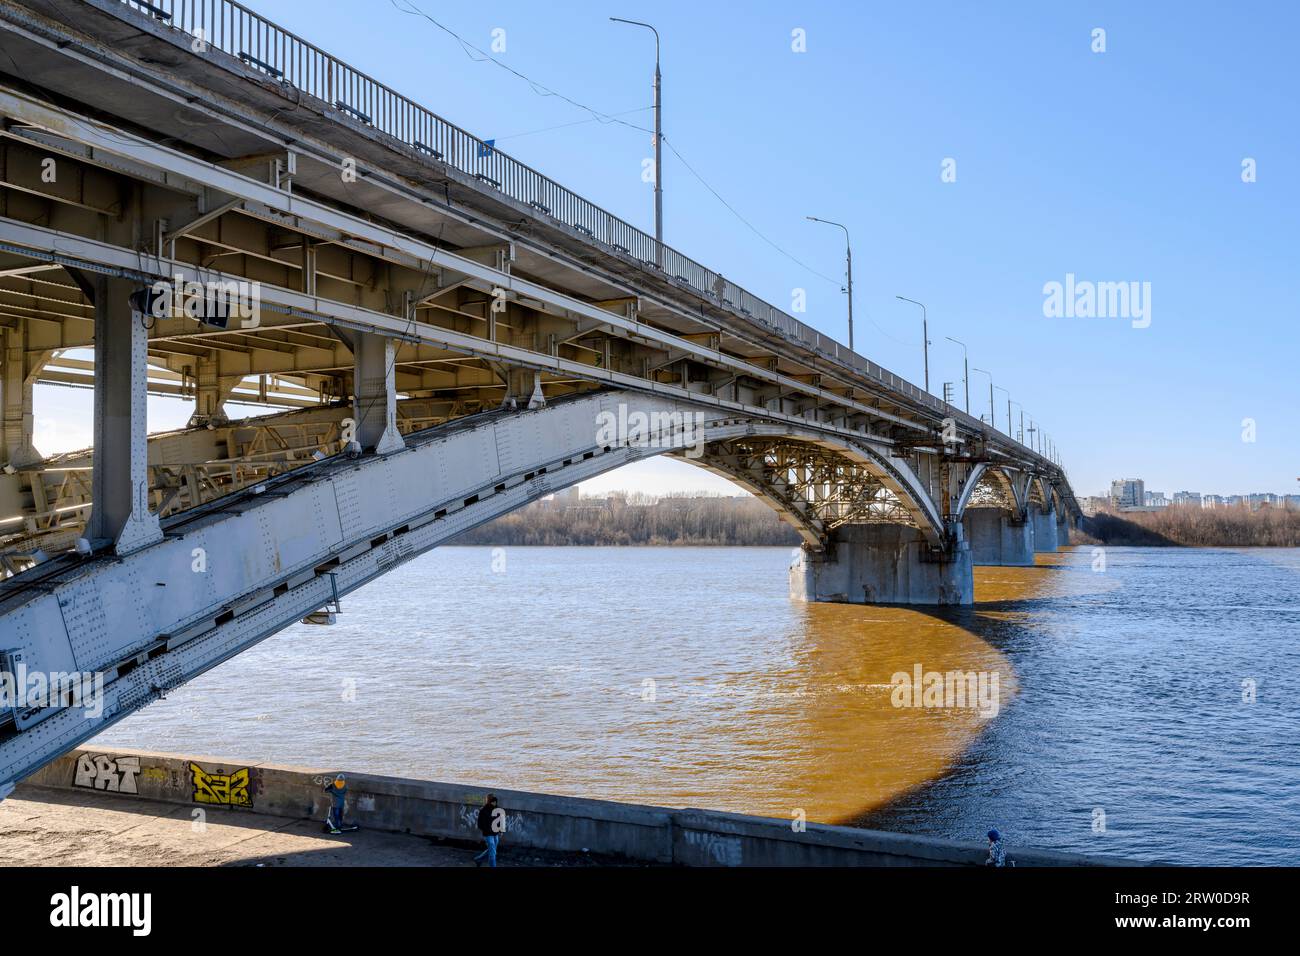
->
[83,276,162,555]
[790,524,974,606]
[962,507,1035,566]
[1030,504,1059,553]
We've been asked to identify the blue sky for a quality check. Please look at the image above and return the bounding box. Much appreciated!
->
[37,0,1299,498]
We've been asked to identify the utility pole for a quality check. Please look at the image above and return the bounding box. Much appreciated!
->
[972,367,994,430]
[996,386,1011,437]
[806,217,853,350]
[611,18,662,264]
[896,296,930,393]
[944,337,969,414]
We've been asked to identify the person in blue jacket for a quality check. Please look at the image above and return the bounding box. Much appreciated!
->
[323,773,357,833]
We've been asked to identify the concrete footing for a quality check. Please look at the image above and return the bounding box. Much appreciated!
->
[962,507,1035,566]
[1030,505,1059,553]
[790,523,973,606]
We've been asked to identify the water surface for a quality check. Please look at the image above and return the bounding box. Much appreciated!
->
[94,545,1300,864]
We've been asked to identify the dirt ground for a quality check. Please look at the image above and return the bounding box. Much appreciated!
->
[0,785,606,867]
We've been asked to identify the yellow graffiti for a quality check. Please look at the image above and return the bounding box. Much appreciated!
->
[189,762,253,808]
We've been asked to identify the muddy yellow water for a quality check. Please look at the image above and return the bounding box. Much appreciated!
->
[96,546,1121,826]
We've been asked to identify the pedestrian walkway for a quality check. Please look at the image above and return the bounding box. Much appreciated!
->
[0,785,615,867]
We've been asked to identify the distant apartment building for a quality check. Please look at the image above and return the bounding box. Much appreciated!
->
[1201,494,1224,509]
[1110,479,1145,509]
[1172,491,1201,507]
[1144,490,1169,508]
[1081,496,1111,516]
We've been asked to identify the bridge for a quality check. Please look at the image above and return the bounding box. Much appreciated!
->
[0,0,1079,795]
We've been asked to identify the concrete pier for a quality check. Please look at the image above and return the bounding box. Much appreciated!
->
[790,524,974,606]
[1057,514,1072,547]
[1030,504,1060,553]
[962,508,1035,566]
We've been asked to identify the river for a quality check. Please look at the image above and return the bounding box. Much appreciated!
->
[93,544,1300,865]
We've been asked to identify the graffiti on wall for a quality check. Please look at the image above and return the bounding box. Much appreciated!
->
[73,753,141,794]
[189,761,253,808]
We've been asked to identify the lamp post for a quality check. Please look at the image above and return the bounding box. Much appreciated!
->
[611,17,662,264]
[944,336,968,414]
[972,367,994,430]
[1009,400,1023,443]
[806,217,853,351]
[895,296,930,393]
[995,386,1011,437]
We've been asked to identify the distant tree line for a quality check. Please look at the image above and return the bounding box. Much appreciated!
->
[1081,504,1300,548]
[451,492,802,546]
[455,495,1300,549]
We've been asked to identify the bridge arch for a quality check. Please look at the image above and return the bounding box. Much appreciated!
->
[955,463,1029,520]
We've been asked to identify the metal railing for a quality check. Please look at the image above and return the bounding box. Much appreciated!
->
[112,0,1020,435]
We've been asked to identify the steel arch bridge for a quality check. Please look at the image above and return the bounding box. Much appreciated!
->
[0,0,1080,794]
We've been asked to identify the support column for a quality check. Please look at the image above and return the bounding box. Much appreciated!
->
[352,331,405,454]
[85,276,162,555]
[1030,504,1059,553]
[500,368,545,410]
[962,507,1034,566]
[1057,511,1071,547]
[0,323,42,469]
[187,353,231,428]
[790,523,973,606]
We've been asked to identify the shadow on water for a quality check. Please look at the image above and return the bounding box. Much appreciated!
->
[835,551,1117,832]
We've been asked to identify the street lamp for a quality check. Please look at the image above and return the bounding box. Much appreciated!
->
[994,385,1011,437]
[972,367,994,430]
[806,217,853,351]
[611,17,662,264]
[944,336,969,413]
[895,296,930,393]
[1009,399,1023,443]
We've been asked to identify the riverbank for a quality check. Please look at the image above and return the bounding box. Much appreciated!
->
[1081,506,1300,547]
[9,747,1132,866]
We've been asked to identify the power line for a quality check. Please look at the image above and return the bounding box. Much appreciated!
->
[386,0,655,136]
[386,0,843,293]
[496,107,652,142]
[660,136,840,288]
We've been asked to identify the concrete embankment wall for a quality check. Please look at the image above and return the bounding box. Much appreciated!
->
[24,747,1131,866]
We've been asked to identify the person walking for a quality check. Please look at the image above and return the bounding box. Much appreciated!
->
[473,794,501,867]
[985,828,1006,867]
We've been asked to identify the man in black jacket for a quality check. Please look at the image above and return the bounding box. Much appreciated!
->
[473,794,501,867]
